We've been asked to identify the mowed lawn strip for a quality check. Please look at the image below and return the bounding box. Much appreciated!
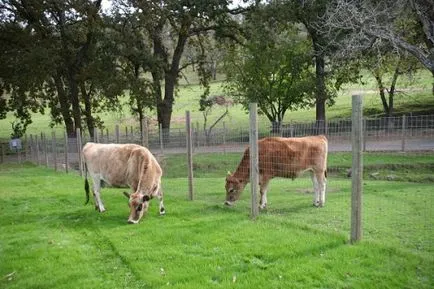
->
[0,163,433,288]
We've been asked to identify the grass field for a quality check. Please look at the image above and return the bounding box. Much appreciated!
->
[1,151,433,288]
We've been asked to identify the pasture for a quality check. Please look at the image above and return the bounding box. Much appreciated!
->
[1,152,433,289]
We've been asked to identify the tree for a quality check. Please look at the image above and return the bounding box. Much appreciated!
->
[224,7,316,131]
[320,0,434,94]
[0,0,107,137]
[118,0,246,140]
[360,43,421,118]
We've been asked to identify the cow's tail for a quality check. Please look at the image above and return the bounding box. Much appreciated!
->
[84,163,90,205]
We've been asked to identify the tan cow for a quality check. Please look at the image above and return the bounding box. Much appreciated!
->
[225,135,328,209]
[82,142,165,224]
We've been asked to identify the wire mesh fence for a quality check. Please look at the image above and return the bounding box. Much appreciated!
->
[0,112,433,248]
[1,114,434,168]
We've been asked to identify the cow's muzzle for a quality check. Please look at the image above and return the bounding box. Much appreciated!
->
[224,201,233,206]
[127,219,139,224]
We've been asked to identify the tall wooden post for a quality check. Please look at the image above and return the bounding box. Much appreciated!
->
[249,103,259,219]
[351,95,363,243]
[186,111,194,200]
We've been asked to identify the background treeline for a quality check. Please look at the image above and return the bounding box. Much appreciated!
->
[1,0,433,139]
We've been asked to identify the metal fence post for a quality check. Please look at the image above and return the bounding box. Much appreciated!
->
[249,103,259,220]
[351,95,363,243]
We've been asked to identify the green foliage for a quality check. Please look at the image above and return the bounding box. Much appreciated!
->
[224,6,315,124]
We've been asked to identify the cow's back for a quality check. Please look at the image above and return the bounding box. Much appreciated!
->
[83,143,144,187]
[257,136,327,178]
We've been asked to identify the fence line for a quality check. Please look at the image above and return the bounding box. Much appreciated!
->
[1,114,434,168]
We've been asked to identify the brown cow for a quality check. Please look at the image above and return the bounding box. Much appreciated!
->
[82,142,165,224]
[225,135,328,209]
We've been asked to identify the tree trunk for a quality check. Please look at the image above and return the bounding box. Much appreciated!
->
[67,67,82,136]
[314,52,327,134]
[81,82,94,139]
[374,74,390,116]
[53,74,75,137]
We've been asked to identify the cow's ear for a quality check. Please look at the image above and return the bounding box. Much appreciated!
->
[123,191,130,199]
[143,195,151,202]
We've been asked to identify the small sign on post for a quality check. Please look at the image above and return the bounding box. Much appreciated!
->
[9,138,22,151]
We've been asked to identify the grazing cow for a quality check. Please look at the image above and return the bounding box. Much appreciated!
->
[225,135,328,209]
[82,142,165,224]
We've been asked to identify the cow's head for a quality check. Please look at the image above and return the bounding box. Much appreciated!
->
[224,173,246,206]
[123,192,150,224]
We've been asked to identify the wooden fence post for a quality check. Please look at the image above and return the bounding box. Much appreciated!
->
[401,115,406,152]
[115,125,120,143]
[24,134,28,161]
[64,131,69,173]
[1,143,4,163]
[249,103,259,219]
[77,128,83,177]
[351,95,363,243]
[43,133,49,167]
[93,127,99,143]
[52,131,57,171]
[35,135,40,165]
[186,111,194,200]
[141,118,149,147]
[29,134,34,163]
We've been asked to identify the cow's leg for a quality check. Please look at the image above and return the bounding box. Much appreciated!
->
[314,171,325,207]
[319,171,327,206]
[311,172,320,207]
[92,175,105,212]
[157,190,165,215]
[259,180,270,210]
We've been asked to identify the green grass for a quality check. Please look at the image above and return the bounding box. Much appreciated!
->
[1,70,433,139]
[1,157,433,288]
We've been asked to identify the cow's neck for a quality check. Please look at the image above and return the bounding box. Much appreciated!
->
[233,153,250,183]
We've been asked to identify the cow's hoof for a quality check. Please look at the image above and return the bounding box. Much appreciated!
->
[313,202,323,208]
[159,209,166,216]
[128,220,139,224]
